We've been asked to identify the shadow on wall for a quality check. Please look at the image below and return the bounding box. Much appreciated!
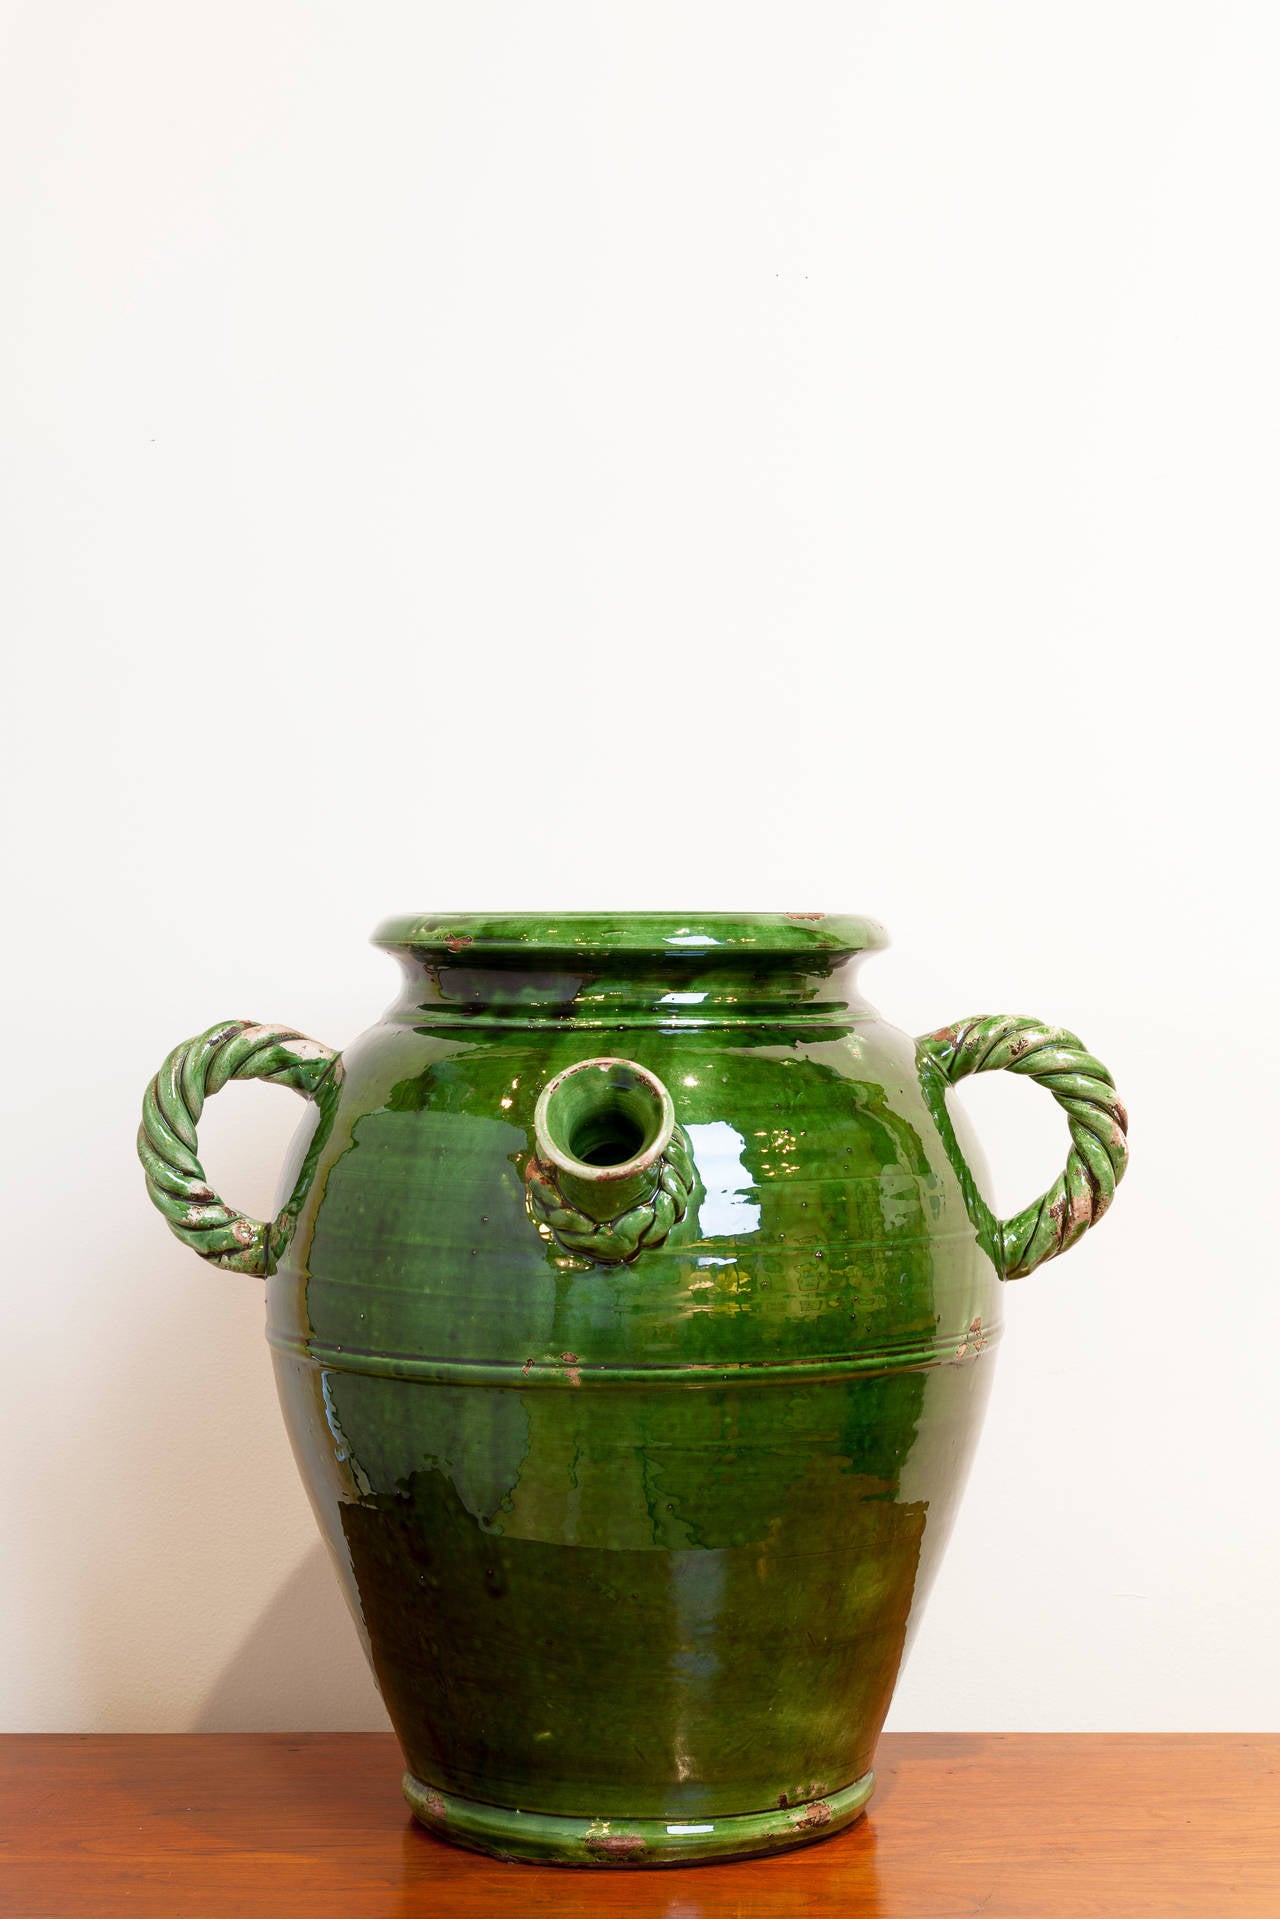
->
[43,1071,390,1736]
[193,1541,389,1733]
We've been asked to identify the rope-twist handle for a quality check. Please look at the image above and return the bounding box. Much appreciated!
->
[918,1014,1129,1280]
[138,1021,340,1275]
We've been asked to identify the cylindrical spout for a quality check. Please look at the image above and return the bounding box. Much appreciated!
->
[533,1057,675,1224]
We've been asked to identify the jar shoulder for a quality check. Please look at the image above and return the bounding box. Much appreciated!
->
[267,1015,1000,1376]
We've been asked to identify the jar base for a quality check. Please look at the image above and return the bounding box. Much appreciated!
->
[402,1768,875,1867]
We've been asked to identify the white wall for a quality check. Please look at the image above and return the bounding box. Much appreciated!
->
[3,1,1276,1735]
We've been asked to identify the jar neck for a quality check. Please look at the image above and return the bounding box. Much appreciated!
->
[381,949,879,1029]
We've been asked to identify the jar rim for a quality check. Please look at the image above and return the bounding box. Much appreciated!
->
[371,911,889,960]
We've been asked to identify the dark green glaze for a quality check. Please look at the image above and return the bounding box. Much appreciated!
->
[138,913,1129,1867]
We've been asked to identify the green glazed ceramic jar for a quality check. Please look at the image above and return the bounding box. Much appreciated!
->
[138,913,1128,1867]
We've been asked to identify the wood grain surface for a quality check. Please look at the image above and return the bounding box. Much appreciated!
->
[1,1733,1277,1918]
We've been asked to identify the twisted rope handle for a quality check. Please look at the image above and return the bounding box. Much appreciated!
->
[918,1014,1129,1281]
[138,1021,340,1275]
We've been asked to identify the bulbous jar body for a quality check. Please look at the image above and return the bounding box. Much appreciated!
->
[266,914,1004,1862]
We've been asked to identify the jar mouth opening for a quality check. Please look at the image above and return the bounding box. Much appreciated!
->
[372,912,889,961]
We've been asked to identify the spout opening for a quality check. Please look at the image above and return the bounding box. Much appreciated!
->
[571,1106,648,1167]
[534,1058,675,1187]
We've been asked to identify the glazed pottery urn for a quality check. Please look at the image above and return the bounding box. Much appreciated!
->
[138,913,1128,1866]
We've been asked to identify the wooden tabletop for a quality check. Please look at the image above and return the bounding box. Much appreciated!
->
[2,1733,1277,1917]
